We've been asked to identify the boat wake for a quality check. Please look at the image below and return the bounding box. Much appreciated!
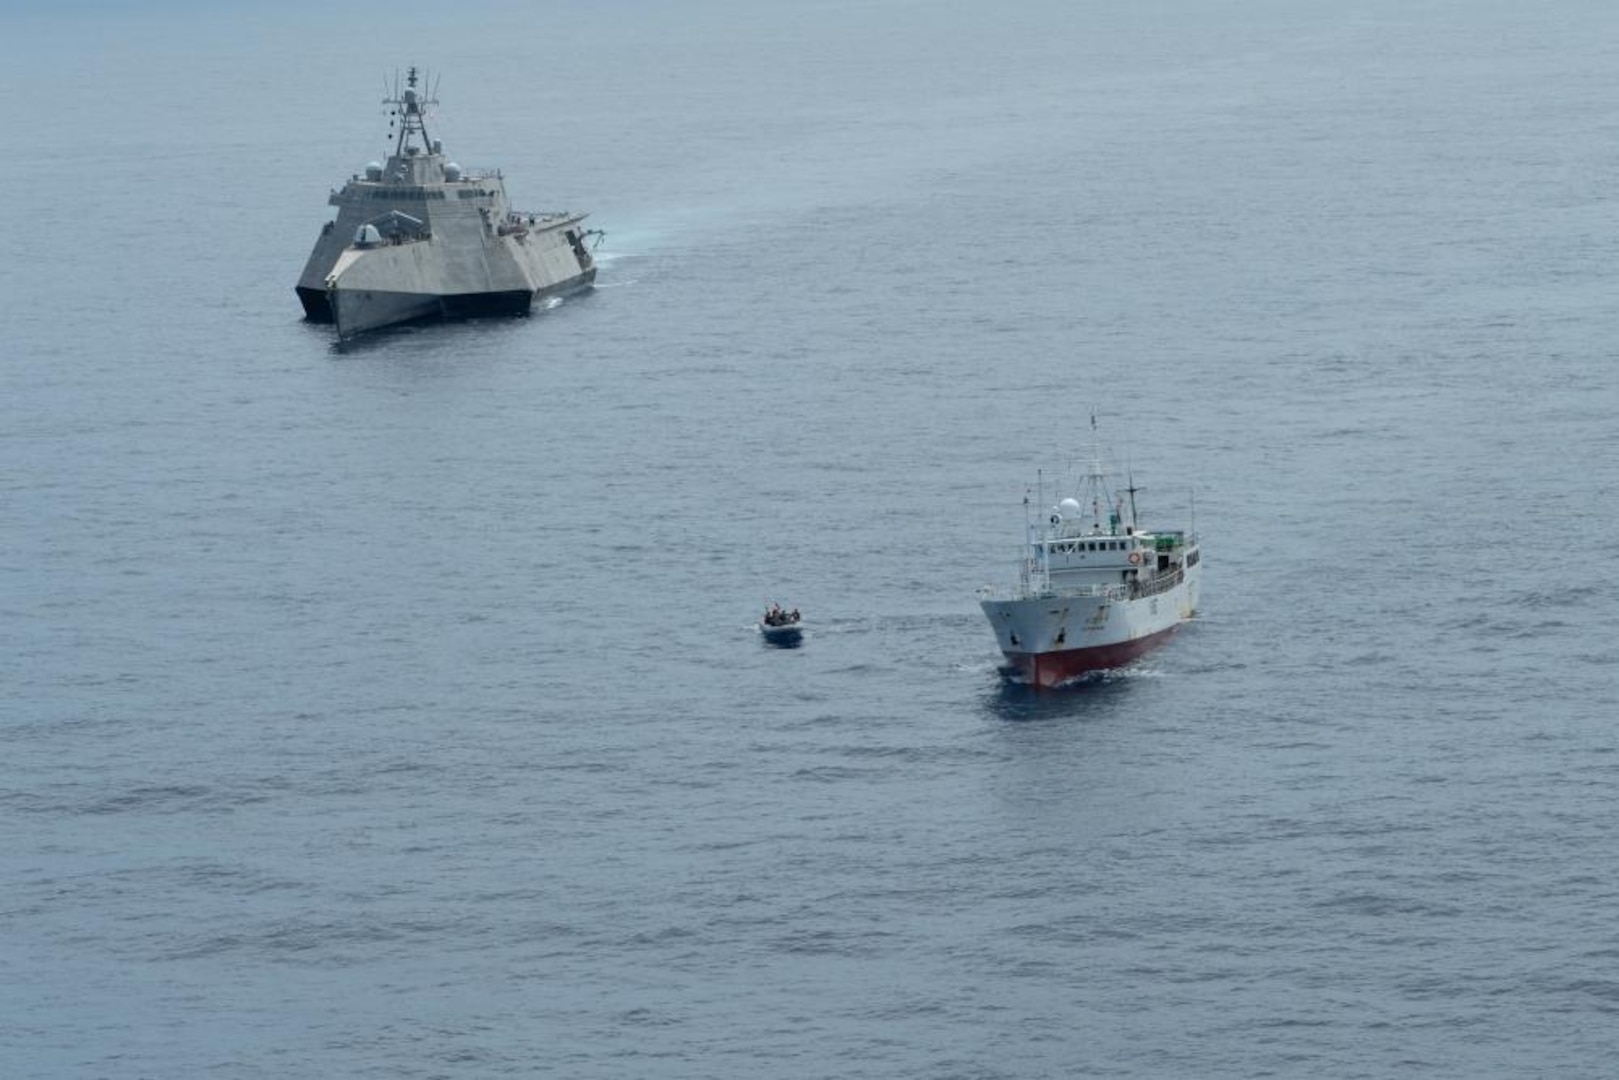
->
[996,662,1167,689]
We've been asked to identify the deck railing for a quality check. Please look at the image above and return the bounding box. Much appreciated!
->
[978,562,1188,602]
[1135,566,1185,599]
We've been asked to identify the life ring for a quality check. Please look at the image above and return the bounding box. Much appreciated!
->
[1128,551,1142,565]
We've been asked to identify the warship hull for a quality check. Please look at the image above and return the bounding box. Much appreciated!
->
[327,278,593,340]
[317,217,595,340]
[296,286,335,322]
[298,284,567,326]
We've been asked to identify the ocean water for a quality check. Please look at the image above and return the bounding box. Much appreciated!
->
[4,1,1618,1076]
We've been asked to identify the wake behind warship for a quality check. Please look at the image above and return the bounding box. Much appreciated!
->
[296,68,599,340]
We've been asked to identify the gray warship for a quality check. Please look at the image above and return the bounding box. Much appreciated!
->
[295,68,598,340]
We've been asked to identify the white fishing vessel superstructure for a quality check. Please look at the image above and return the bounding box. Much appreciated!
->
[979,425,1201,687]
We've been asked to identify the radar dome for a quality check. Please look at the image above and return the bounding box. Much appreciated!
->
[364,161,383,181]
[354,223,383,246]
[444,162,462,181]
[1059,498,1082,516]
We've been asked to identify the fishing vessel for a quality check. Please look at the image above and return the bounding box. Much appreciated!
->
[978,421,1201,687]
[295,67,599,340]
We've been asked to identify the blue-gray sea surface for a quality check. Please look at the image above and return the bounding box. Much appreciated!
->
[3,1,1617,1076]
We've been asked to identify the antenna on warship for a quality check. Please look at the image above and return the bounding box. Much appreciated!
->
[384,65,439,160]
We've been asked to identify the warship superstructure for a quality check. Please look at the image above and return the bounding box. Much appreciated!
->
[296,68,598,340]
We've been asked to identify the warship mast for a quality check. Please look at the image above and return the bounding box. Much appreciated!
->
[385,67,438,160]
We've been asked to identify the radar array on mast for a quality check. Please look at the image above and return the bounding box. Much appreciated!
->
[384,66,440,158]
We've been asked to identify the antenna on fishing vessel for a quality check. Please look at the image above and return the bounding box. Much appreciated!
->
[1084,408,1106,531]
[1023,484,1033,546]
[1125,469,1143,532]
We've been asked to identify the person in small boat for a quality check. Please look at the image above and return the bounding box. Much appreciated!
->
[763,604,801,628]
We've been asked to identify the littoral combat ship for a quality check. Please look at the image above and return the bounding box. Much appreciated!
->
[979,417,1202,688]
[296,68,599,340]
